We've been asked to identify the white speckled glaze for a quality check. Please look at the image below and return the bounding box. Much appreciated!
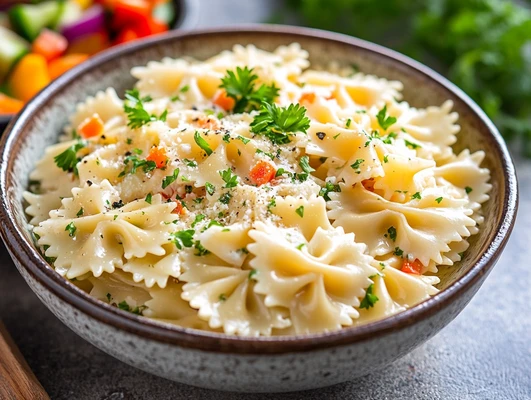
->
[0,26,518,392]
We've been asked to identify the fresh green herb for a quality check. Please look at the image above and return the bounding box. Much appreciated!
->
[219,293,227,302]
[222,133,231,143]
[133,148,143,155]
[296,243,306,250]
[194,241,210,256]
[217,112,224,119]
[383,154,389,163]
[256,149,275,160]
[170,95,180,102]
[412,192,422,200]
[379,262,386,270]
[145,193,152,204]
[106,293,111,302]
[219,168,239,188]
[333,133,341,139]
[126,138,133,145]
[267,198,277,211]
[54,141,85,175]
[65,222,76,237]
[183,158,197,168]
[382,132,398,144]
[193,197,204,204]
[194,131,213,156]
[204,109,215,116]
[207,220,223,229]
[319,181,341,201]
[299,155,315,176]
[118,155,157,177]
[180,85,189,93]
[248,269,258,280]
[275,168,286,177]
[350,158,364,173]
[112,200,124,209]
[117,300,146,315]
[76,207,84,217]
[114,215,118,220]
[239,247,249,254]
[393,247,404,257]
[359,284,379,309]
[435,197,443,204]
[123,89,166,129]
[162,168,180,189]
[220,66,279,113]
[250,102,311,145]
[219,192,232,205]
[404,139,421,149]
[376,105,396,131]
[387,226,397,242]
[171,229,195,249]
[465,186,473,194]
[346,118,352,128]
[192,214,206,228]
[295,205,304,218]
[237,136,250,144]
[205,182,215,196]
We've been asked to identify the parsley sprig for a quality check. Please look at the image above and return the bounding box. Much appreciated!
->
[118,154,156,177]
[376,105,397,131]
[359,284,379,309]
[219,168,239,188]
[54,141,86,175]
[123,89,167,129]
[219,66,279,113]
[250,102,311,145]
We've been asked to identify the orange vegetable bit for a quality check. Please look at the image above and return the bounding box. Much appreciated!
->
[0,93,24,115]
[172,200,185,215]
[48,54,90,80]
[113,28,140,45]
[32,29,68,61]
[196,116,220,131]
[67,32,110,56]
[8,54,51,103]
[362,178,375,192]
[401,258,423,275]
[212,89,235,111]
[249,161,276,186]
[146,146,168,168]
[78,114,104,138]
[299,92,316,104]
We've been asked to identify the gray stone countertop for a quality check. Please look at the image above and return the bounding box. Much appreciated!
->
[1,1,530,398]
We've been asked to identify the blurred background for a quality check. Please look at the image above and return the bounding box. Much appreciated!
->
[1,0,531,157]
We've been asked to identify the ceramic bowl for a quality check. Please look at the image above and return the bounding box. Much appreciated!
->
[0,25,518,393]
[0,0,199,131]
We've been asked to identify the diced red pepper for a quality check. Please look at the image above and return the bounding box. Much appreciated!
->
[401,258,423,275]
[32,29,68,61]
[249,161,276,186]
[172,200,185,215]
[112,0,151,30]
[113,28,140,45]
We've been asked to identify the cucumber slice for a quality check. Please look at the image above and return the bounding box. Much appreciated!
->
[0,27,29,83]
[8,1,63,41]
[53,1,83,30]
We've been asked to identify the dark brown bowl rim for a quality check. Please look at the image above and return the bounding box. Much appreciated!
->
[0,25,518,354]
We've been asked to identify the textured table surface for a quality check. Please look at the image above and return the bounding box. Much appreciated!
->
[1,1,531,399]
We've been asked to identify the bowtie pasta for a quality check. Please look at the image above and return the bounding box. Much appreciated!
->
[25,44,491,336]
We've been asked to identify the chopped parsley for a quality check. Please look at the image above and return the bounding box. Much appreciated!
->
[299,155,315,175]
[359,284,379,309]
[346,118,352,128]
[162,168,180,189]
[118,154,156,177]
[383,154,389,163]
[296,243,306,250]
[192,214,206,228]
[376,105,397,131]
[275,168,286,177]
[382,132,398,144]
[404,139,421,149]
[435,196,443,204]
[412,192,422,200]
[387,226,397,241]
[219,168,239,188]
[319,181,341,201]
[123,89,166,129]
[237,136,250,144]
[465,186,473,194]
[171,229,195,249]
[54,141,85,175]
[194,131,213,156]
[118,300,146,315]
[205,182,215,196]
[183,158,197,168]
[194,241,210,256]
[145,193,152,204]
[333,133,341,139]
[219,66,279,113]
[248,269,258,280]
[65,222,76,237]
[76,207,84,217]
[219,293,227,302]
[180,85,189,93]
[393,247,404,257]
[250,102,310,145]
[267,198,276,212]
[219,192,232,205]
[222,133,231,143]
[350,158,364,173]
[295,205,305,218]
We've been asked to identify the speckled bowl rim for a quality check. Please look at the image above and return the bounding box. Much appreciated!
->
[0,25,518,354]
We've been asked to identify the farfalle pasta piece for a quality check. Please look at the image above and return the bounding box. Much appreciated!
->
[248,222,376,334]
[180,251,289,336]
[68,88,125,131]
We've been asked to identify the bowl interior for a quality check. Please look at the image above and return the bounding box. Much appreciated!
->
[0,26,515,347]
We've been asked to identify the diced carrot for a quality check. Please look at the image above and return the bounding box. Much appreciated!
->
[401,258,423,275]
[67,32,110,56]
[172,200,185,215]
[78,114,104,138]
[0,93,24,115]
[48,54,89,80]
[146,146,168,168]
[362,179,375,192]
[213,89,235,111]
[32,29,68,61]
[299,92,316,104]
[249,161,276,186]
[113,28,140,45]
[8,54,50,102]
[196,116,220,130]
